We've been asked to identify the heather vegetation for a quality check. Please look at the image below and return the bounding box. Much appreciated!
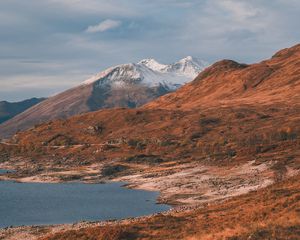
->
[1,44,300,240]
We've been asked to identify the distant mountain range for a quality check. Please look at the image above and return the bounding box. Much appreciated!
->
[0,56,208,138]
[0,98,45,124]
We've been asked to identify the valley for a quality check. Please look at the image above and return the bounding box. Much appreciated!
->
[0,44,299,239]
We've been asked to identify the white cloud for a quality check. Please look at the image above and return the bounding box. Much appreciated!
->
[1,0,300,101]
[86,19,122,33]
[217,0,260,22]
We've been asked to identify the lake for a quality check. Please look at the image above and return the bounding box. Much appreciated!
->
[0,171,170,228]
[0,169,14,174]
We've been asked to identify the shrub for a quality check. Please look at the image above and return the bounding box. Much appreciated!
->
[45,134,76,146]
[101,164,128,177]
[127,139,139,147]
[160,140,176,146]
[235,112,246,119]
[86,124,104,135]
[199,117,221,126]
[227,149,237,158]
[127,139,146,150]
[190,132,204,140]
[277,130,297,141]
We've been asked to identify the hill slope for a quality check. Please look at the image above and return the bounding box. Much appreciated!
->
[1,44,299,193]
[0,57,208,138]
[146,44,300,109]
[7,44,299,149]
[0,44,299,239]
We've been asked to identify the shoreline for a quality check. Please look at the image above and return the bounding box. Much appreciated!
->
[0,158,299,239]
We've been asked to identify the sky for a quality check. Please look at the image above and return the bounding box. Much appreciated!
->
[0,0,300,101]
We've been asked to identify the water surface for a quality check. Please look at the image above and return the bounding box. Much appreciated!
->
[0,169,14,174]
[0,178,170,228]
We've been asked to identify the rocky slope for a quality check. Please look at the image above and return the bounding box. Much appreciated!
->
[0,98,45,125]
[0,57,207,138]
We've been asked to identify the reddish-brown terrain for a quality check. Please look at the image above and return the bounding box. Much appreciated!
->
[0,57,205,139]
[0,44,299,239]
[146,45,300,109]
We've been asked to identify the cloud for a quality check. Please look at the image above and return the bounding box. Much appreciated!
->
[1,0,300,101]
[217,0,260,22]
[86,19,122,33]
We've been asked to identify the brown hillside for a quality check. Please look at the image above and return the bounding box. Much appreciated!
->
[1,44,299,204]
[4,44,299,156]
[145,44,300,109]
[0,57,204,139]
[0,44,300,240]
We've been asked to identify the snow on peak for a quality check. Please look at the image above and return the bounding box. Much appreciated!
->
[82,56,209,90]
[138,58,167,72]
[166,56,209,78]
[178,56,208,67]
[179,56,194,62]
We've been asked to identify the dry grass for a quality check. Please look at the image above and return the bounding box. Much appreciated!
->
[1,44,300,240]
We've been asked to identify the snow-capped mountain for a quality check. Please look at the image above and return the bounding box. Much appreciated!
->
[164,56,208,78]
[83,56,208,90]
[0,57,208,138]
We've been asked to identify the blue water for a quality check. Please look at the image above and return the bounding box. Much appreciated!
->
[0,174,170,228]
[0,169,14,174]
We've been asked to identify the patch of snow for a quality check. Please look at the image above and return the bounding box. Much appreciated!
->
[138,58,168,72]
[164,56,209,79]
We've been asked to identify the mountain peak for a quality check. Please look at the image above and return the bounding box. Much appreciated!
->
[83,56,209,87]
[179,56,194,62]
[138,58,157,64]
[166,56,209,78]
[138,58,167,72]
[179,56,209,67]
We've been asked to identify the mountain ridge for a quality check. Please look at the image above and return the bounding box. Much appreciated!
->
[0,98,46,125]
[0,44,299,240]
[145,45,300,110]
[5,44,300,149]
[0,56,208,138]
